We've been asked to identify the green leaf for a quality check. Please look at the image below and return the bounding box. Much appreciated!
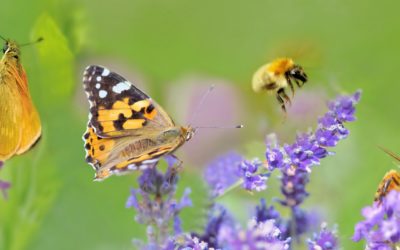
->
[31,13,75,106]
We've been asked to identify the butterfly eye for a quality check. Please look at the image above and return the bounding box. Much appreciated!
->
[2,44,8,54]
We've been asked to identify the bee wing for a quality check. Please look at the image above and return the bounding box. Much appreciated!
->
[0,74,24,160]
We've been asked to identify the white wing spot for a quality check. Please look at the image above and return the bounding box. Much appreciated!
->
[99,90,108,98]
[95,83,101,89]
[96,76,102,81]
[112,81,131,94]
[142,159,159,164]
[102,68,110,76]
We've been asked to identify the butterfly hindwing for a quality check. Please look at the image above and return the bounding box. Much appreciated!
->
[83,124,181,180]
[83,65,174,137]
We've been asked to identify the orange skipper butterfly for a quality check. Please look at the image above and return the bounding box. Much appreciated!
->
[0,36,42,161]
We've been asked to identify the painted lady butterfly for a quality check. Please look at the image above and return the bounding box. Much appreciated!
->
[82,65,195,180]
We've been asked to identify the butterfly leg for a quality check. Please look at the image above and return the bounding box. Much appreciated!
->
[167,154,184,168]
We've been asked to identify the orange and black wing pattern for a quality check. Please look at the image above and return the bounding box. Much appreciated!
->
[82,65,179,180]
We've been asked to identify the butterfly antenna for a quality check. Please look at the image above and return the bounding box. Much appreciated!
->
[20,37,44,47]
[378,145,400,162]
[195,125,243,129]
[188,84,215,126]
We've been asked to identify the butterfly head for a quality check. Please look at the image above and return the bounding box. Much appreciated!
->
[2,40,20,61]
[181,126,196,142]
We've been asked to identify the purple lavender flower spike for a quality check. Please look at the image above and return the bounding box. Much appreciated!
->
[279,166,310,207]
[204,152,243,197]
[126,165,192,248]
[308,223,339,250]
[353,190,400,249]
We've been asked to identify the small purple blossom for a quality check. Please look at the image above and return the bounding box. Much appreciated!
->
[291,207,318,237]
[283,134,329,172]
[205,153,269,194]
[353,190,400,249]
[219,219,291,250]
[238,159,269,192]
[191,204,231,249]
[308,223,339,250]
[0,161,10,199]
[255,199,290,239]
[328,90,360,123]
[174,236,210,250]
[204,152,243,197]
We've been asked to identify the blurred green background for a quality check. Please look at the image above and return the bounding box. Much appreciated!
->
[0,0,399,249]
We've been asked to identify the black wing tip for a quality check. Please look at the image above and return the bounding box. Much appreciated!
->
[83,65,109,76]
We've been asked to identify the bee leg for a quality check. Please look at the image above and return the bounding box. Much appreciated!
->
[278,88,291,106]
[276,90,287,113]
[295,80,303,88]
[287,77,295,98]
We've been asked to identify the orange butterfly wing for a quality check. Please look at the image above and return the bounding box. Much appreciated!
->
[0,68,23,160]
[13,66,41,154]
[0,42,41,160]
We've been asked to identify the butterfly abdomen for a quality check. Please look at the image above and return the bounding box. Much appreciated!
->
[119,139,158,158]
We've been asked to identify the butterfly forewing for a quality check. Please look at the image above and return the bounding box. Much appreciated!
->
[83,65,174,137]
[82,65,189,180]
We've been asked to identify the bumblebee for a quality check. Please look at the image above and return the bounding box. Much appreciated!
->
[374,147,400,204]
[252,58,308,112]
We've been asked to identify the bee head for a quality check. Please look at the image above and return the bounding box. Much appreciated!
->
[289,65,308,83]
